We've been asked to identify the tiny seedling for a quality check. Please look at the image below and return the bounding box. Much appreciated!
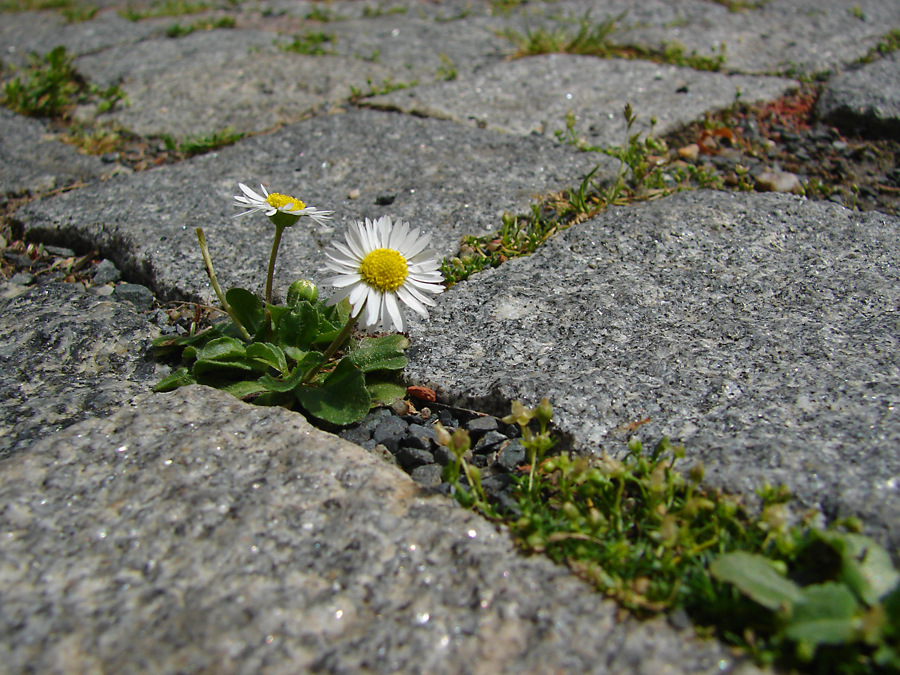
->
[177,127,245,157]
[165,16,235,38]
[2,45,128,119]
[118,0,209,21]
[277,31,336,56]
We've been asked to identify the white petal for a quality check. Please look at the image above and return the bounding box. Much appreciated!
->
[403,282,439,307]
[389,220,409,250]
[346,224,369,259]
[398,226,421,255]
[331,240,361,263]
[260,184,270,197]
[397,286,429,318]
[326,274,362,288]
[348,282,369,311]
[239,183,265,202]
[403,233,432,260]
[384,291,406,332]
[326,283,356,306]
[363,290,382,327]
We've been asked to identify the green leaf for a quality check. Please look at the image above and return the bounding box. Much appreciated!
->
[152,367,196,392]
[266,303,291,328]
[348,334,410,372]
[151,323,228,354]
[194,336,248,362]
[193,357,270,377]
[226,288,265,334]
[710,551,804,611]
[275,303,321,351]
[784,582,861,646]
[815,531,900,606]
[220,379,271,400]
[246,342,288,375]
[367,381,407,407]
[258,352,323,392]
[294,357,370,425]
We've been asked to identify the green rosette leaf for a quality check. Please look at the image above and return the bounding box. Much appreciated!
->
[784,582,861,649]
[275,302,320,351]
[815,531,900,606]
[349,334,410,372]
[246,342,288,376]
[225,287,265,334]
[366,381,407,408]
[152,366,196,392]
[294,357,370,425]
[710,551,804,611]
[258,352,323,393]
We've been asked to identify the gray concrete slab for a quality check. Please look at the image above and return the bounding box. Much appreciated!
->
[0,281,169,461]
[584,0,900,76]
[817,52,900,138]
[17,108,611,304]
[73,29,403,140]
[0,108,111,198]
[367,54,797,145]
[404,190,900,549]
[0,384,758,675]
[0,9,161,68]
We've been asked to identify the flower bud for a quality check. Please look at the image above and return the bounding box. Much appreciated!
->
[535,398,553,426]
[287,279,319,305]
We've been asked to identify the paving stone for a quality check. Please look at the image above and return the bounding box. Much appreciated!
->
[0,9,161,69]
[367,54,797,145]
[17,108,606,304]
[598,0,900,76]
[0,385,751,674]
[0,108,109,198]
[405,190,900,549]
[0,281,169,461]
[817,51,900,138]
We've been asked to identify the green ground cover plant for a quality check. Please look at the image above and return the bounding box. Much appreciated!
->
[118,0,208,21]
[165,15,235,37]
[500,11,726,71]
[0,0,96,18]
[2,45,127,118]
[278,31,336,56]
[438,399,900,673]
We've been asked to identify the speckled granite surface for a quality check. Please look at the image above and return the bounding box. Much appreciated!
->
[0,281,168,461]
[0,385,756,675]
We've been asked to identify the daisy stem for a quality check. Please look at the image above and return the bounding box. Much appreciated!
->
[300,302,365,384]
[196,228,251,342]
[265,224,286,306]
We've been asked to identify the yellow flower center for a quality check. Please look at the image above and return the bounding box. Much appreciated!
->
[359,248,408,292]
[266,192,305,211]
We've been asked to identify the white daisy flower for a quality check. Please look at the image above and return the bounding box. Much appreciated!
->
[233,182,333,229]
[323,216,444,333]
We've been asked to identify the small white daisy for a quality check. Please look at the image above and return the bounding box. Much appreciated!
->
[233,183,333,229]
[323,216,444,333]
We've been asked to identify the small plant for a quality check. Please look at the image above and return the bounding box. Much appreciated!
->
[165,16,235,38]
[436,53,457,81]
[2,45,127,119]
[155,185,444,426]
[177,127,245,157]
[451,399,900,673]
[858,29,900,64]
[305,4,336,21]
[361,3,406,18]
[118,0,209,21]
[348,76,418,101]
[849,5,866,20]
[501,11,724,71]
[278,31,335,56]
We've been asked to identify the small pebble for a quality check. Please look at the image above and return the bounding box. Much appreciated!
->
[755,171,803,194]
[348,188,360,199]
[9,272,35,286]
[43,245,76,258]
[112,283,155,311]
[410,464,443,487]
[91,259,121,285]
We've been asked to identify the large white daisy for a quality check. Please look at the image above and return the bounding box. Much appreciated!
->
[233,183,333,229]
[323,216,444,333]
